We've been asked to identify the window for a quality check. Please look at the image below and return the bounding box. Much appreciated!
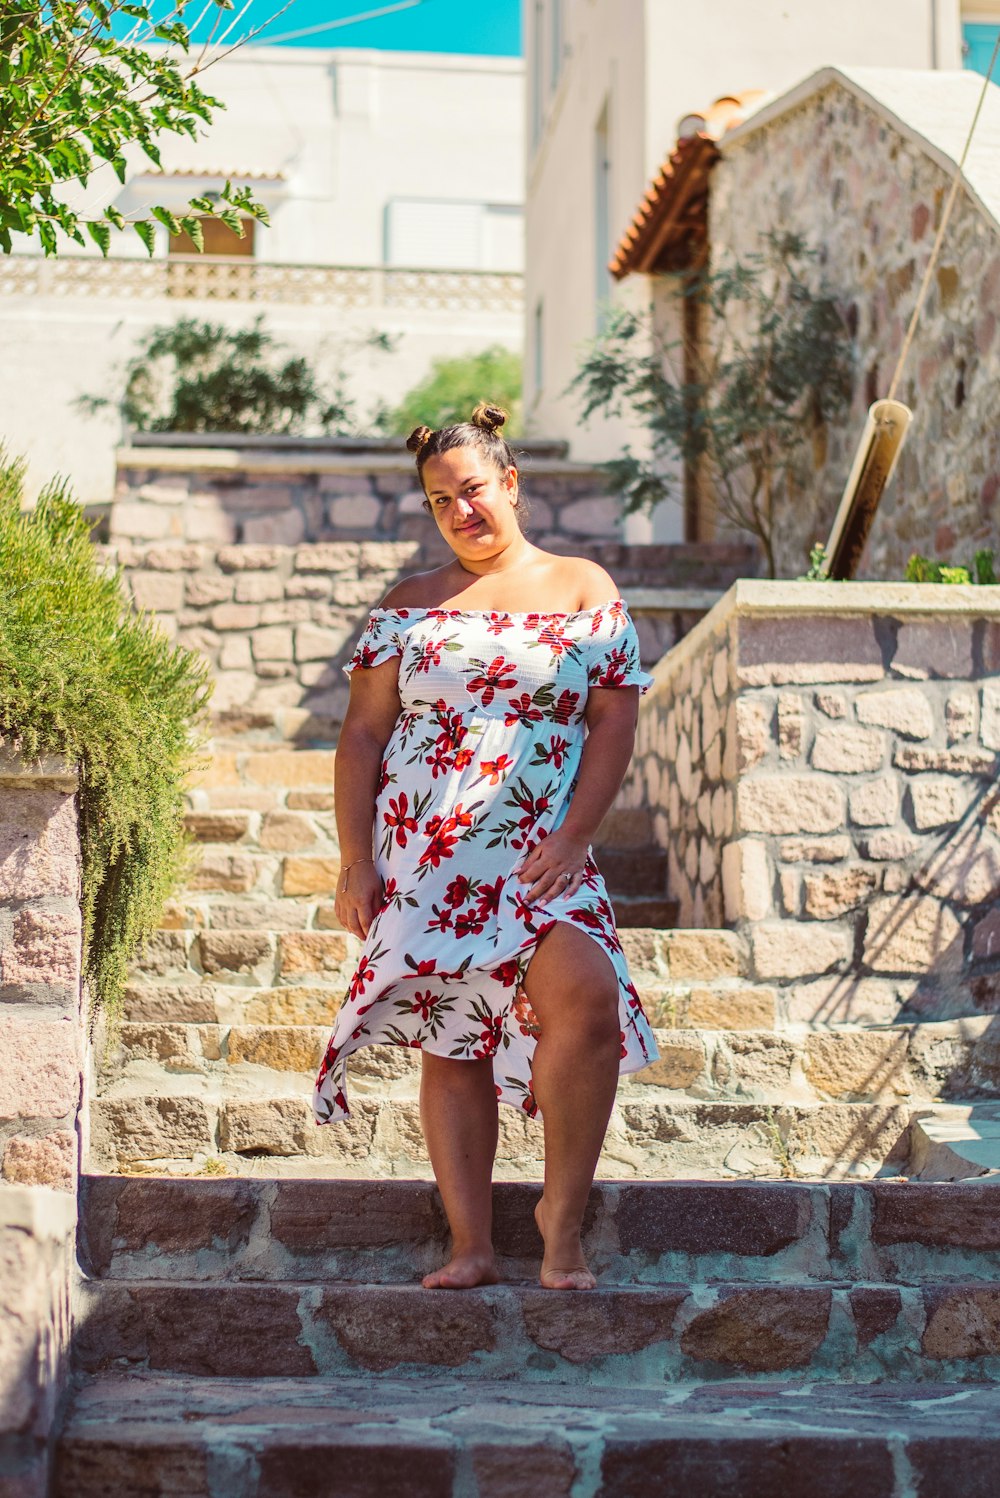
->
[594,99,612,330]
[385,199,523,272]
[168,216,255,256]
[533,299,544,398]
[963,22,1000,74]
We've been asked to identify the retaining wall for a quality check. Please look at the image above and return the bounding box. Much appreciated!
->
[619,581,1000,1026]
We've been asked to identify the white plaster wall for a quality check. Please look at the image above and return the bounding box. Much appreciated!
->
[1,47,525,505]
[525,0,964,502]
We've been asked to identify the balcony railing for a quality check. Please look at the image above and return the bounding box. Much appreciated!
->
[0,255,524,314]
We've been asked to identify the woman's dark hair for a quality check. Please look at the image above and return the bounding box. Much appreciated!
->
[407,403,529,518]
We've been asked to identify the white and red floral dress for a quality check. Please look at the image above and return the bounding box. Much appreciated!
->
[313,599,660,1125]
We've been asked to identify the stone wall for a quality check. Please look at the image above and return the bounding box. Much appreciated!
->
[709,74,1000,578]
[619,581,1000,1026]
[0,749,85,1493]
[95,538,756,741]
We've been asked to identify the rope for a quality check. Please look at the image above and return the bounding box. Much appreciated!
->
[886,31,1000,402]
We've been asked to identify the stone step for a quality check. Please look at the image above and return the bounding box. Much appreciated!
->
[87,1088,913,1180]
[54,1371,1000,1498]
[71,1275,1000,1385]
[125,926,749,989]
[77,1176,1000,1287]
[100,1017,1000,1109]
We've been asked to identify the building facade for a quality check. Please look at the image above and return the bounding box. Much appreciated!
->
[1,46,524,505]
[522,0,969,542]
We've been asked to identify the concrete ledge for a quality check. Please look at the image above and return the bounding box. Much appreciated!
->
[0,745,79,791]
[115,446,609,481]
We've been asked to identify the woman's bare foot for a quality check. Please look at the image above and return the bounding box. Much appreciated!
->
[534,1198,596,1291]
[421,1250,499,1289]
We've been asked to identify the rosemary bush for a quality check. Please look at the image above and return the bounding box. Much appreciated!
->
[0,449,213,1023]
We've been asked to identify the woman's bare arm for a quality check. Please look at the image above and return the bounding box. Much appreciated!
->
[334,662,402,939]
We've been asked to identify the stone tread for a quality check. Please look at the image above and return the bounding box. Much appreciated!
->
[55,1372,1000,1498]
[78,1176,1000,1286]
[73,1276,1000,1382]
[99,1016,1000,1107]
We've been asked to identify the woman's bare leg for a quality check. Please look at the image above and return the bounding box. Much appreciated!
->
[522,922,621,1290]
[419,1051,500,1288]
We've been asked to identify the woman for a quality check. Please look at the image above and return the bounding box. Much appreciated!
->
[313,403,659,1291]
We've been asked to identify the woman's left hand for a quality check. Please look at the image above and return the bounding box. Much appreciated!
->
[516,828,590,905]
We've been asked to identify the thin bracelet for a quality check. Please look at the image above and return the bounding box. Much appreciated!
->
[339,856,374,887]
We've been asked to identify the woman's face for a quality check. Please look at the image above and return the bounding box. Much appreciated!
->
[422,446,519,563]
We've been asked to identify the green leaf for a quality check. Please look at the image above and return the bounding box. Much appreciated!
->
[151,205,182,236]
[133,219,157,256]
[180,215,204,252]
[86,220,112,257]
[38,221,58,256]
[218,208,245,237]
[105,205,126,231]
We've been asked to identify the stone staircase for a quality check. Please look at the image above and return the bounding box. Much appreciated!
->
[57,1175,1000,1493]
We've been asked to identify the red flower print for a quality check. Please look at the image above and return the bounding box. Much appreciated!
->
[466,656,517,706]
[489,960,519,986]
[348,956,376,1001]
[384,793,418,847]
[411,990,438,1022]
[454,747,474,770]
[486,616,515,636]
[414,638,444,674]
[477,754,514,785]
[552,689,581,724]
[505,693,544,728]
[445,874,472,907]
[425,903,454,934]
[476,877,502,917]
[419,829,459,869]
[541,736,569,768]
[455,907,487,939]
[591,646,629,687]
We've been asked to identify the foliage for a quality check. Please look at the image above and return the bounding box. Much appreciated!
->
[77,316,395,435]
[569,231,854,577]
[0,0,277,255]
[0,447,212,1023]
[800,541,829,581]
[905,548,997,585]
[381,345,522,435]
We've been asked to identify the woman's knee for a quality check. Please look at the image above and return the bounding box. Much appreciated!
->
[536,974,620,1051]
[421,1050,495,1092]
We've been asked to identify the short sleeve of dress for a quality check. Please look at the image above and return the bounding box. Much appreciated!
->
[585,601,654,694]
[343,609,404,676]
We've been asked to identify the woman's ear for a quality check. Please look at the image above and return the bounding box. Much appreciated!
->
[506,466,518,502]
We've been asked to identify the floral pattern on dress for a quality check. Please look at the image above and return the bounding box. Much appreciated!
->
[313,599,660,1124]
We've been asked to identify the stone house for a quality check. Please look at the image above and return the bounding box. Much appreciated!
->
[612,67,1000,578]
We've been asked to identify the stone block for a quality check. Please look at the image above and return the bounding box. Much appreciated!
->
[1,1131,75,1189]
[811,725,885,774]
[258,812,317,852]
[734,698,771,770]
[722,839,772,921]
[802,867,879,919]
[182,812,250,844]
[736,616,884,686]
[686,987,778,1030]
[210,603,260,631]
[848,777,899,827]
[863,894,963,974]
[785,977,901,1027]
[665,931,744,980]
[850,1286,902,1346]
[913,832,1000,907]
[814,691,847,718]
[922,1287,1000,1359]
[240,988,341,1026]
[777,693,806,759]
[738,777,844,835]
[198,931,274,975]
[803,1031,911,1100]
[280,932,350,975]
[557,497,621,536]
[752,922,851,979]
[680,1286,831,1371]
[522,1287,684,1362]
[910,777,968,829]
[227,1026,325,1073]
[1,907,81,986]
[0,789,80,902]
[946,688,978,742]
[858,829,922,861]
[294,623,351,662]
[90,1096,213,1163]
[892,622,973,680]
[894,745,997,775]
[282,856,341,896]
[316,1283,497,1370]
[234,572,285,604]
[0,1021,80,1123]
[471,1443,576,1498]
[110,502,173,540]
[640,1036,706,1090]
[244,750,336,788]
[243,511,306,546]
[778,835,851,863]
[982,682,1000,750]
[973,910,1000,960]
[251,625,294,661]
[854,686,934,739]
[328,494,381,528]
[128,571,184,613]
[187,851,259,894]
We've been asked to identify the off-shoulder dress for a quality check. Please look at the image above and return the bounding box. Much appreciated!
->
[313,600,660,1124]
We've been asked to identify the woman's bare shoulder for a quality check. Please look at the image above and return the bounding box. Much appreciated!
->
[546,556,619,610]
[379,567,455,609]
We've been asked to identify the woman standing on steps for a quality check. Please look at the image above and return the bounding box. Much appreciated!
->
[313,403,659,1291]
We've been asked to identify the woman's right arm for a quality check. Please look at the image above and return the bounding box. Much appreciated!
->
[334,662,402,940]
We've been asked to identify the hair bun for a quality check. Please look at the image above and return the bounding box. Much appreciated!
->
[406,425,433,455]
[470,402,507,435]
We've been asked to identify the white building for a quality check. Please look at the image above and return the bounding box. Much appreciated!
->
[522,0,976,539]
[1,46,524,504]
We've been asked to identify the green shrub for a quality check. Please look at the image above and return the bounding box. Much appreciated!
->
[0,449,212,1023]
[905,549,996,585]
[381,345,522,435]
